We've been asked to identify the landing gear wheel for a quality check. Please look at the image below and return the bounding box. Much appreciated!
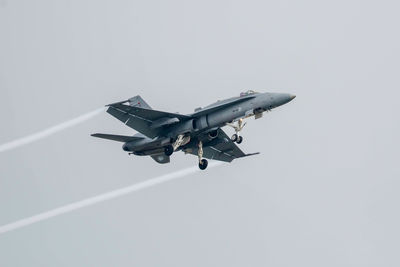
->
[236,136,243,144]
[231,134,238,142]
[164,145,174,156]
[199,159,208,170]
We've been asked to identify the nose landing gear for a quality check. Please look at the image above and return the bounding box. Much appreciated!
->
[228,118,246,144]
[231,134,243,144]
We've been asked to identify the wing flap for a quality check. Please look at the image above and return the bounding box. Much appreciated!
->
[183,129,259,162]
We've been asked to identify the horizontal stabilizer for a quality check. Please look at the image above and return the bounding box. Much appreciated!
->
[91,133,143,143]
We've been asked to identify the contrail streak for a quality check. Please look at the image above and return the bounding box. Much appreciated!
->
[0,162,223,235]
[0,108,104,153]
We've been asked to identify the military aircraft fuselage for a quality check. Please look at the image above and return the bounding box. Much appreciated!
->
[93,91,296,169]
[121,92,295,156]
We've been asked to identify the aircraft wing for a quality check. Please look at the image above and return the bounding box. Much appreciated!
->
[106,102,191,138]
[184,130,259,162]
[91,133,144,143]
[107,102,190,121]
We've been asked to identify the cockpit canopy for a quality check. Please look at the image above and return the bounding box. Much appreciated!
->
[240,90,258,97]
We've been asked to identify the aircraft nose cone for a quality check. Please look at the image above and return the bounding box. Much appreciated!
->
[285,94,296,105]
[269,93,296,108]
[283,93,296,104]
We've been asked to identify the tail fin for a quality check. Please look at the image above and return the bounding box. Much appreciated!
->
[128,96,152,109]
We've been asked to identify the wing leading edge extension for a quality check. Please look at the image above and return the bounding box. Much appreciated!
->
[191,94,257,117]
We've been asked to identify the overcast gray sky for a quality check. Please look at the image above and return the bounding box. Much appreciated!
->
[1,0,399,266]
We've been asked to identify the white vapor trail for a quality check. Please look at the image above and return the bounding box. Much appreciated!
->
[0,162,223,235]
[0,108,104,153]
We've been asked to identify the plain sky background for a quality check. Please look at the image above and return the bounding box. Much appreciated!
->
[1,0,399,266]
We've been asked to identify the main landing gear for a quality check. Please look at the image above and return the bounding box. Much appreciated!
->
[164,145,174,156]
[164,134,191,157]
[228,118,246,144]
[199,159,208,170]
[198,141,208,170]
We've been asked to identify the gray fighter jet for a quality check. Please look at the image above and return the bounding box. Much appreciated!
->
[92,90,295,170]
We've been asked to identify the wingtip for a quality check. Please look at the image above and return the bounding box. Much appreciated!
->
[106,100,129,107]
[244,152,260,157]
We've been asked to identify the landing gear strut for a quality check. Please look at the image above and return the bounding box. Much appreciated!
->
[173,134,190,151]
[198,141,208,170]
[228,118,246,144]
[165,134,191,157]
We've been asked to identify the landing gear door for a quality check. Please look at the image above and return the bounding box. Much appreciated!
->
[254,108,264,119]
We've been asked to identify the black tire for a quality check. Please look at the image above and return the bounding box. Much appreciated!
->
[236,136,243,144]
[231,134,238,142]
[199,159,208,170]
[164,145,174,156]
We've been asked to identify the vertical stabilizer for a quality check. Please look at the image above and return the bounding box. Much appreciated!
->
[128,96,152,109]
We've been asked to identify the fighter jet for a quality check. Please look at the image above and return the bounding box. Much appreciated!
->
[92,90,295,170]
